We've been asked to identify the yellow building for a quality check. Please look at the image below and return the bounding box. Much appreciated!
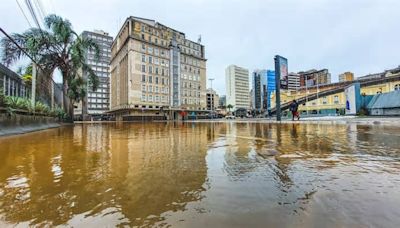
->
[270,78,400,114]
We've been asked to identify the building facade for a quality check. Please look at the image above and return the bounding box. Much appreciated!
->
[0,63,30,98]
[110,16,207,120]
[339,72,354,82]
[206,88,219,111]
[252,69,267,112]
[287,72,300,91]
[219,95,226,108]
[225,65,250,111]
[75,30,113,119]
[299,69,331,87]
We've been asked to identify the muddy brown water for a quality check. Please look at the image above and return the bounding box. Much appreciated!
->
[1,122,400,227]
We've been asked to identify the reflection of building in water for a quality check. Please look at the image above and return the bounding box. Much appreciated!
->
[0,123,213,227]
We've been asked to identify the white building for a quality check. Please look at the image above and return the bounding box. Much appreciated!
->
[225,65,250,111]
[287,73,300,91]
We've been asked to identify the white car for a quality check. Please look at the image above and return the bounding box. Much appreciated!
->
[225,115,236,119]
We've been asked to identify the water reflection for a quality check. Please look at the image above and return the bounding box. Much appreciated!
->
[0,122,400,227]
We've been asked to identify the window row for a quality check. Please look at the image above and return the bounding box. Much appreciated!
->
[141,75,170,85]
[182,65,201,74]
[89,104,109,109]
[182,56,201,67]
[141,65,170,76]
[88,34,113,43]
[182,90,201,98]
[88,92,108,98]
[141,85,169,94]
[141,94,169,103]
[88,98,109,103]
[141,44,168,58]
[181,73,201,81]
[182,98,200,105]
[141,54,169,67]
[182,82,201,90]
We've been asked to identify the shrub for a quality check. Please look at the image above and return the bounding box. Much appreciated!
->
[0,89,5,107]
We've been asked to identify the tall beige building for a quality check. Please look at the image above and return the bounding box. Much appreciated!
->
[339,71,354,82]
[225,65,250,110]
[110,16,207,120]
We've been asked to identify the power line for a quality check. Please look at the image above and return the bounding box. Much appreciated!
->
[24,0,42,29]
[15,0,33,28]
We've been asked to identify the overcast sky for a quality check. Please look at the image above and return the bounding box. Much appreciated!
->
[1,0,400,95]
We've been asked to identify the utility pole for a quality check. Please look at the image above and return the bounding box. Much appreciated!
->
[274,56,281,121]
[209,78,214,118]
[31,63,37,108]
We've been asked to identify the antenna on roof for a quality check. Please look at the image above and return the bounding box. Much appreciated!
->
[198,35,201,44]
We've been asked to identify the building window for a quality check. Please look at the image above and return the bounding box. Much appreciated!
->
[148,56,152,64]
[155,77,159,84]
[155,48,159,56]
[322,96,327,105]
[162,78,165,85]
[155,67,159,75]
[142,44,146,50]
[141,34,145,40]
[142,84,146,91]
[142,75,146,82]
[141,65,146,73]
[395,84,400,91]
[149,95,153,102]
[148,85,153,92]
[149,76,153,83]
[334,95,339,104]
[155,86,159,93]
[149,66,153,74]
[142,54,146,63]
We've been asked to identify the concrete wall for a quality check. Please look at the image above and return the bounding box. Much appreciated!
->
[370,108,400,116]
[0,113,61,137]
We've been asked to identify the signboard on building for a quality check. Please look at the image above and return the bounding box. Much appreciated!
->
[345,83,361,115]
[274,55,288,89]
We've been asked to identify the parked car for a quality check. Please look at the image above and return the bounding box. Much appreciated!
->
[225,115,236,119]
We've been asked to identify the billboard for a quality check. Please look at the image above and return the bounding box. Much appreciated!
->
[274,55,288,89]
[345,83,361,115]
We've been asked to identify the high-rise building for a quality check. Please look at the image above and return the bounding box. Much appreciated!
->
[206,88,219,111]
[252,69,267,112]
[287,72,300,91]
[225,65,250,111]
[266,70,276,110]
[219,95,226,108]
[339,72,354,82]
[299,69,331,87]
[110,16,207,120]
[74,30,113,119]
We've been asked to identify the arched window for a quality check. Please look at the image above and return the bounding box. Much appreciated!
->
[395,84,400,91]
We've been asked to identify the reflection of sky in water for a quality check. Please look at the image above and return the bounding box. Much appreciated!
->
[0,122,400,227]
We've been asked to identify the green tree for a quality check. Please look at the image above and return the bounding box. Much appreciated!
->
[227,104,233,113]
[0,14,99,122]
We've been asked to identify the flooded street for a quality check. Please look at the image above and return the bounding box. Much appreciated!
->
[1,122,400,227]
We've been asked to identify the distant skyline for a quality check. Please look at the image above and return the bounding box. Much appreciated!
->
[1,0,400,95]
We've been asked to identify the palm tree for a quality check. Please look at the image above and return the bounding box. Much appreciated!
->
[1,14,99,122]
[227,104,234,113]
